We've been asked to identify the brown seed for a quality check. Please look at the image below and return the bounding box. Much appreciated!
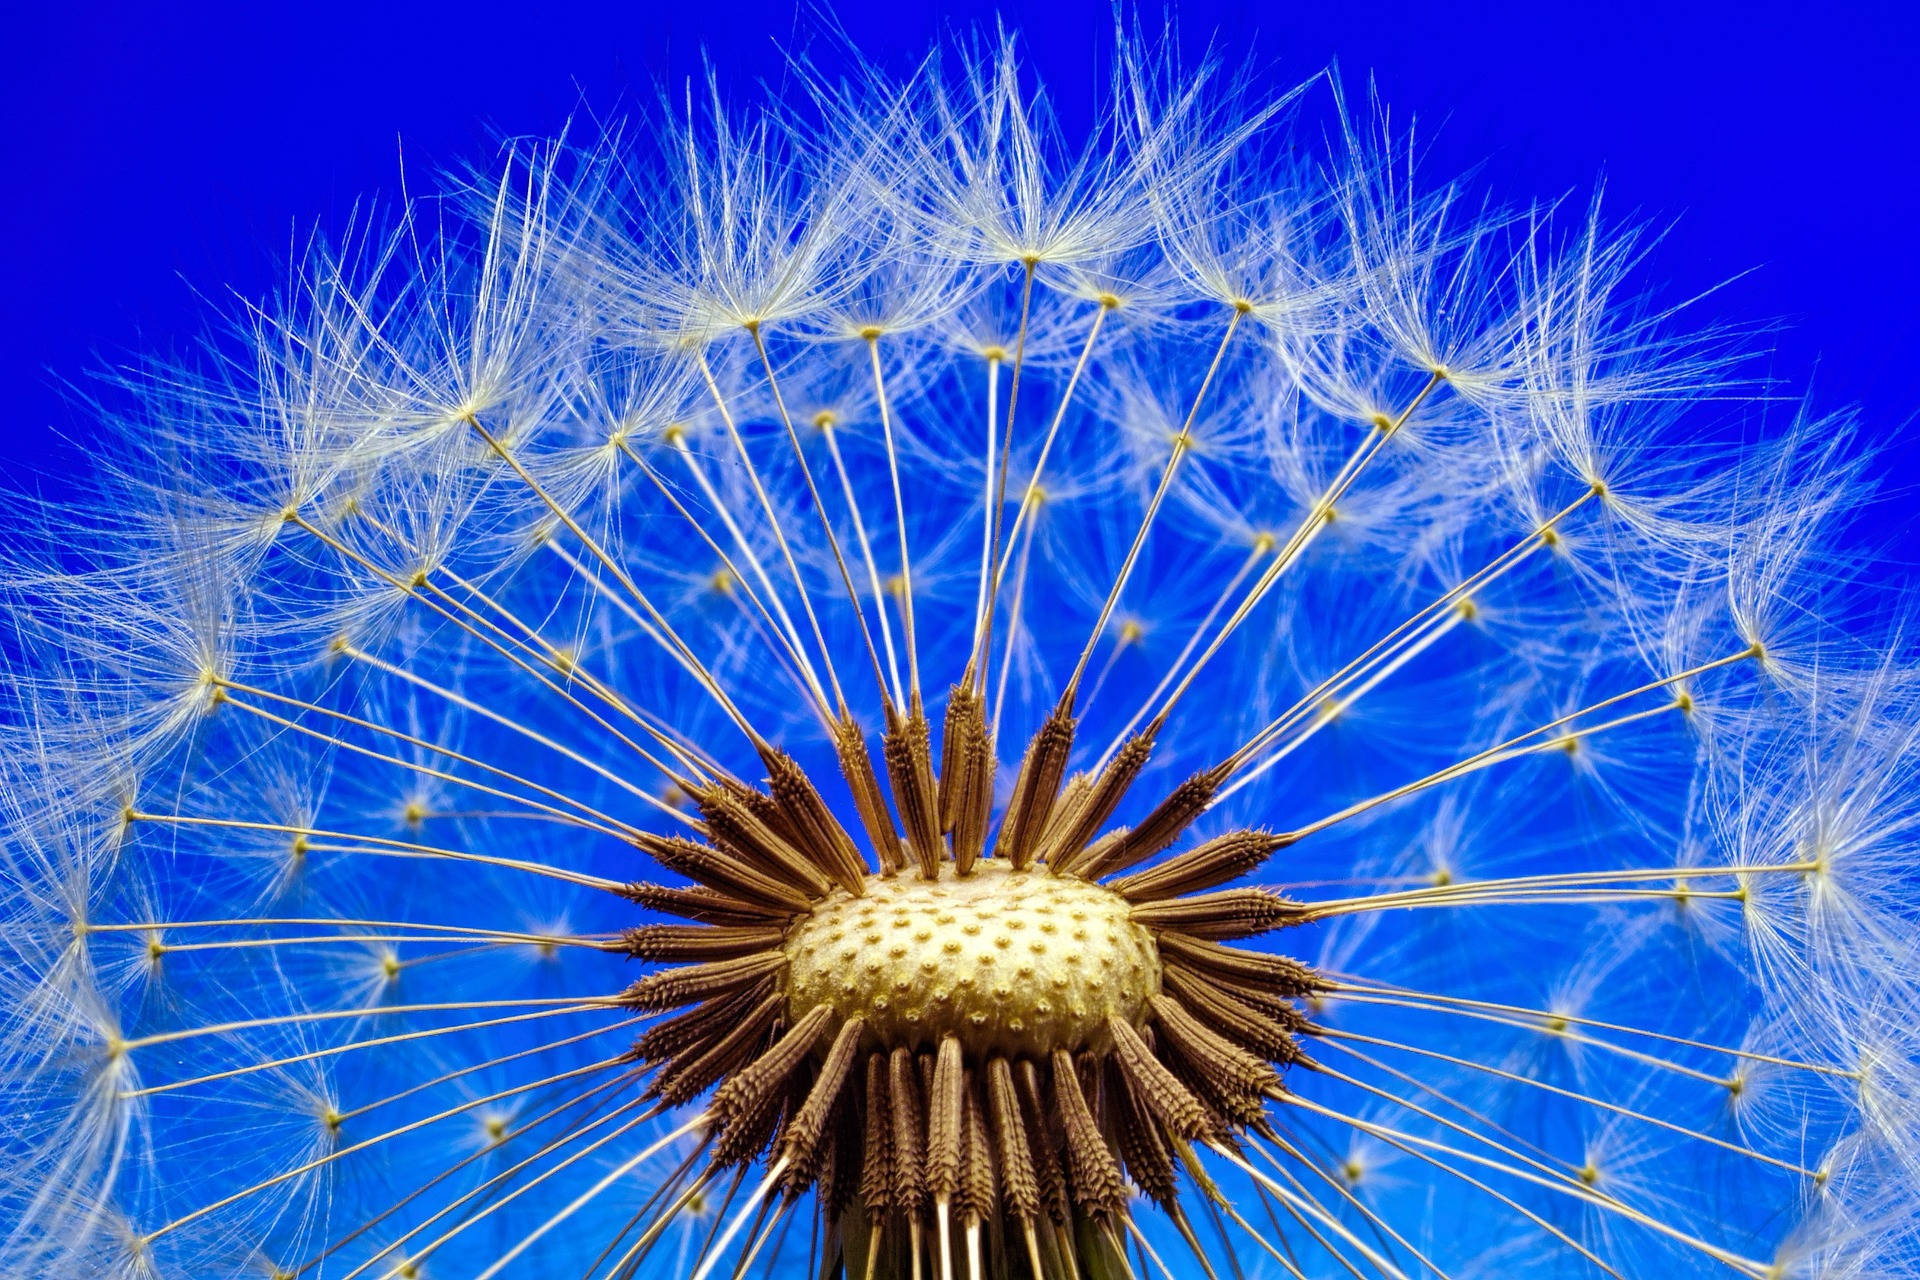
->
[618,881,790,926]
[939,681,995,874]
[1051,1048,1127,1220]
[1107,1055,1180,1210]
[1160,965,1306,1062]
[1077,765,1225,880]
[884,696,945,879]
[632,976,776,1062]
[927,1035,966,1204]
[888,1046,928,1209]
[1036,771,1093,860]
[835,714,903,875]
[1150,994,1279,1096]
[1127,887,1305,938]
[779,1016,866,1190]
[713,1005,834,1162]
[697,785,835,899]
[986,1057,1041,1223]
[1154,931,1320,998]
[621,923,787,962]
[996,702,1077,870]
[820,1088,863,1218]
[639,834,815,914]
[727,777,803,851]
[861,1052,896,1220]
[1046,728,1157,876]
[1154,1036,1254,1133]
[1016,1059,1071,1224]
[649,991,784,1106]
[762,744,869,894]
[960,1074,997,1224]
[1109,830,1292,901]
[621,951,788,1012]
[1107,1015,1211,1139]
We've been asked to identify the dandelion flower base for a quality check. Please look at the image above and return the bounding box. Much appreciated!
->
[785,862,1162,1059]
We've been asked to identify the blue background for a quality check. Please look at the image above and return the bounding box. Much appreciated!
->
[5,1,1916,495]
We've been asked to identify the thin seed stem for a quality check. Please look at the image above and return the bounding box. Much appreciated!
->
[295,510,705,788]
[1224,485,1599,772]
[521,543,735,780]
[89,916,581,938]
[337,1018,643,1123]
[991,499,1043,739]
[1238,1176,1347,1280]
[752,326,894,706]
[120,994,617,1054]
[287,1069,643,1278]
[866,334,925,701]
[1218,604,1466,798]
[343,503,716,779]
[136,931,593,955]
[1123,1217,1180,1280]
[369,1098,664,1279]
[977,303,1113,705]
[474,1116,709,1280]
[1307,860,1816,917]
[340,641,686,818]
[465,415,767,743]
[618,436,837,723]
[1307,1032,1568,1176]
[820,417,905,705]
[447,551,721,767]
[976,260,1038,696]
[1268,1099,1625,1280]
[1065,308,1241,700]
[1250,1129,1455,1280]
[1204,1141,1408,1280]
[973,354,1002,657]
[689,1165,751,1280]
[1328,982,1850,1082]
[1077,622,1139,717]
[693,355,849,715]
[126,810,625,892]
[606,1166,719,1280]
[1320,1026,1816,1176]
[1285,699,1684,842]
[666,433,833,717]
[1094,540,1270,772]
[729,1196,792,1280]
[215,680,641,839]
[146,1054,634,1242]
[691,1157,791,1280]
[1299,1057,1640,1198]
[1324,977,1860,1078]
[580,1142,710,1279]
[1288,1089,1769,1276]
[121,1004,622,1100]
[1328,886,1745,911]
[1181,1144,1315,1280]
[1156,372,1446,721]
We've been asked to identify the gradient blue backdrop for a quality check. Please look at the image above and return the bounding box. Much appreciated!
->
[5,1,1916,500]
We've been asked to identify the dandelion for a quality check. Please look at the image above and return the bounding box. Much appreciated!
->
[4,23,1918,1280]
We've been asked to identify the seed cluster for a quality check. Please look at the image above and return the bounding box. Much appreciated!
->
[613,688,1323,1272]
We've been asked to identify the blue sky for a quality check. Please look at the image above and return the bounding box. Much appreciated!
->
[5,1,1916,490]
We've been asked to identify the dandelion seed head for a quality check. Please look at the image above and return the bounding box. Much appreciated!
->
[3,17,1919,1280]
